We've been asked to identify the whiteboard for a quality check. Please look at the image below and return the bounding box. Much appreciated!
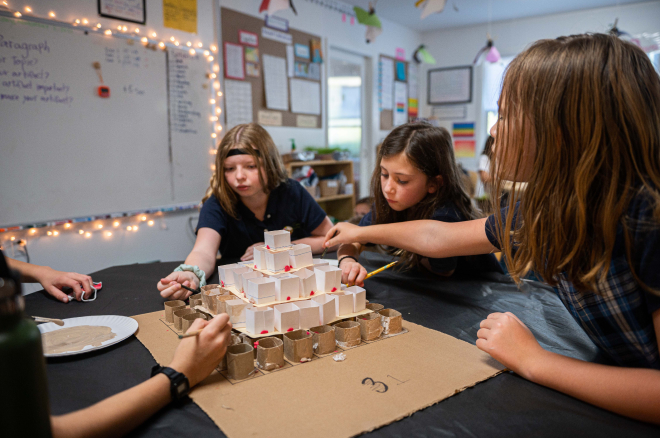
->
[0,16,212,226]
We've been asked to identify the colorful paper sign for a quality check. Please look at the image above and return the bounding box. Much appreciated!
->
[163,0,197,33]
[452,122,475,137]
[454,140,476,158]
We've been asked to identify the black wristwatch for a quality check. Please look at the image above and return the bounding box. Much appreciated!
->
[151,365,190,402]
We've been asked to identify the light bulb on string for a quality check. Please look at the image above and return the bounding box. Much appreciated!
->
[203,50,210,56]
[217,91,223,97]
[213,82,220,90]
[122,26,127,32]
[133,226,139,232]
[47,231,52,236]
[210,116,218,122]
[126,226,132,231]
[64,223,71,229]
[209,98,216,104]
[211,164,216,171]
[141,37,148,44]
[186,41,191,47]
[30,229,36,235]
[49,11,55,18]
[148,220,154,226]
[207,56,214,62]
[82,18,88,25]
[10,236,15,241]
[197,42,203,48]
[96,23,101,28]
[97,224,103,229]
[140,216,147,221]
[151,32,157,38]
[174,41,180,46]
[53,231,59,236]
[210,73,216,79]
[210,45,217,52]
[14,12,21,17]
[105,231,112,237]
[213,64,220,73]
[215,107,222,115]
[189,48,195,55]
[170,36,175,42]
[113,221,120,227]
[216,125,223,132]
[134,28,139,33]
[85,232,91,238]
[158,42,165,49]
[24,6,31,13]
[79,230,84,234]
[211,133,217,139]
[105,29,112,35]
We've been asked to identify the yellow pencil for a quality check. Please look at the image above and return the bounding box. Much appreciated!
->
[364,261,398,280]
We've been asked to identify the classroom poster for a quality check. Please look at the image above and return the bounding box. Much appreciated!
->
[162,0,197,33]
[454,140,476,158]
[379,57,394,110]
[394,81,408,126]
[452,122,475,137]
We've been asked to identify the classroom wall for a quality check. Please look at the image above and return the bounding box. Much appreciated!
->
[3,0,422,293]
[419,0,660,172]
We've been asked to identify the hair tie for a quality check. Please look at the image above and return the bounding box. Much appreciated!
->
[226,148,261,158]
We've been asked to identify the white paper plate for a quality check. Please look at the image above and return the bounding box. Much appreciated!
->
[38,315,138,357]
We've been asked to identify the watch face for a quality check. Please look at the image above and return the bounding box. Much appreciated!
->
[175,379,189,396]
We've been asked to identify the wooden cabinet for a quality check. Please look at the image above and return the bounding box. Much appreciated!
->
[285,160,355,221]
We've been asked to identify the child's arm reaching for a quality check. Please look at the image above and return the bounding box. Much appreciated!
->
[477,310,660,424]
[324,219,497,259]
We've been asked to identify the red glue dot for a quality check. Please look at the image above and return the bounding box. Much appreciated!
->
[331,287,337,292]
[221,281,224,287]
[266,245,270,249]
[254,265,257,269]
[287,327,294,332]
[286,296,291,301]
[284,266,291,272]
[310,291,315,296]
[260,330,268,334]
[254,341,259,348]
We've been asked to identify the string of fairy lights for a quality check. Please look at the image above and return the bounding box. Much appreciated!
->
[0,2,222,247]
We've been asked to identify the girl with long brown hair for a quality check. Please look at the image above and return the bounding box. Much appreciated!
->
[324,34,660,423]
[337,122,501,286]
[157,123,334,299]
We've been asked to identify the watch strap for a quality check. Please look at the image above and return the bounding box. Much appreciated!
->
[151,365,190,402]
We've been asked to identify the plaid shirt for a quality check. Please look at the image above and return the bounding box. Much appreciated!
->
[486,196,660,369]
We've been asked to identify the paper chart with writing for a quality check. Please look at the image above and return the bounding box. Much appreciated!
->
[290,79,321,115]
[224,43,245,80]
[224,80,254,130]
[379,57,394,110]
[394,81,408,126]
[262,54,289,111]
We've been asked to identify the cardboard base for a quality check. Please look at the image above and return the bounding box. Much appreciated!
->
[133,310,504,438]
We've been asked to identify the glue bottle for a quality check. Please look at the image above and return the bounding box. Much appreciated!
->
[290,138,297,152]
[0,265,52,438]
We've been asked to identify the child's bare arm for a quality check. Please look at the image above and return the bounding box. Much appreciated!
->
[324,219,497,259]
[477,310,660,424]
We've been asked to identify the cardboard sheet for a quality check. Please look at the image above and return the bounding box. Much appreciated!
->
[133,310,504,438]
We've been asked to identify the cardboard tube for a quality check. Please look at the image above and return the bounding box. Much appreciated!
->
[214,293,235,315]
[283,329,313,362]
[358,313,383,341]
[240,333,260,359]
[310,325,336,355]
[173,308,196,331]
[189,293,202,308]
[334,321,361,347]
[201,284,221,313]
[256,337,284,371]
[227,343,255,380]
[366,303,384,312]
[181,312,206,333]
[218,334,243,371]
[379,309,403,335]
[164,300,186,323]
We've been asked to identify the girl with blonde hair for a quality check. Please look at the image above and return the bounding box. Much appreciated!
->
[158,123,333,298]
[324,34,660,423]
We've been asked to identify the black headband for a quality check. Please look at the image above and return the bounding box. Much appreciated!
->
[226,148,261,158]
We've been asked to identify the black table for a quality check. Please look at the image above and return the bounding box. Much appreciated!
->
[25,252,660,437]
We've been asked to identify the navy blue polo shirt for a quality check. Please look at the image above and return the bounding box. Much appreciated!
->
[485,196,660,368]
[196,179,327,259]
[359,202,502,275]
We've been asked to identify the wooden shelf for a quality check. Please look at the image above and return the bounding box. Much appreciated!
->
[285,159,355,221]
[315,194,353,202]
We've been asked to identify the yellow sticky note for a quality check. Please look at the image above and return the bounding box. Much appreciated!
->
[163,0,197,34]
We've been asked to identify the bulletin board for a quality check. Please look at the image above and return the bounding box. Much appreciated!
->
[379,54,408,131]
[220,7,323,129]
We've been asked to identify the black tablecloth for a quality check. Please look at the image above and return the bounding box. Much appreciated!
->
[24,252,660,437]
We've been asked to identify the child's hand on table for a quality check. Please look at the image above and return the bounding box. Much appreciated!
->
[339,258,368,287]
[476,312,546,379]
[324,223,366,247]
[169,314,232,387]
[35,266,94,303]
[158,271,198,300]
[241,242,265,262]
